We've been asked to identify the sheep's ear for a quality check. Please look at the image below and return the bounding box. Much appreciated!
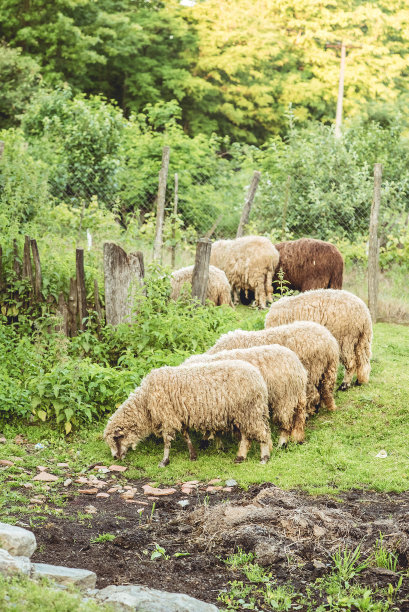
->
[113,427,124,439]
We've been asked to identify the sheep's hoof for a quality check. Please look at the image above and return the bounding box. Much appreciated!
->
[234,456,245,464]
[260,455,270,464]
[354,380,362,387]
[158,459,170,468]
[189,455,197,462]
[337,382,350,391]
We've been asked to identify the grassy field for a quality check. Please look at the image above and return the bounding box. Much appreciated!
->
[1,321,408,510]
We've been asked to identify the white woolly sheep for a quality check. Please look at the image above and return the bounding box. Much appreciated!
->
[265,289,372,389]
[185,345,308,445]
[104,360,272,466]
[206,321,339,415]
[170,265,233,306]
[210,235,279,309]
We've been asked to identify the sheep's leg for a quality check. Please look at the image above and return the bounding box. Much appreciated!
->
[265,270,273,304]
[320,362,337,411]
[260,429,272,463]
[355,334,371,384]
[290,399,306,443]
[338,343,356,390]
[234,434,251,463]
[182,429,197,461]
[158,435,173,467]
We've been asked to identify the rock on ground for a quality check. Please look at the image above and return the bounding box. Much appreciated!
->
[0,548,31,576]
[31,563,97,590]
[0,522,37,557]
[95,584,218,612]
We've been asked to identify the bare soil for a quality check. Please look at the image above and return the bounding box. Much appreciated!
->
[21,481,409,609]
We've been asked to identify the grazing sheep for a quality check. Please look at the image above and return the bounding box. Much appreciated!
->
[206,321,339,415]
[274,238,344,292]
[185,345,308,445]
[265,289,372,389]
[210,236,279,309]
[104,361,272,466]
[170,265,233,306]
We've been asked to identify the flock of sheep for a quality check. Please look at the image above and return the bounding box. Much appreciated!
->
[104,237,372,466]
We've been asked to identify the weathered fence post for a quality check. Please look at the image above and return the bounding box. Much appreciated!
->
[236,171,261,238]
[76,248,88,331]
[191,238,212,305]
[68,278,78,337]
[171,172,178,268]
[103,242,144,326]
[22,236,34,287]
[0,141,4,159]
[281,175,291,239]
[93,279,103,323]
[368,163,382,322]
[153,146,171,261]
[30,239,42,301]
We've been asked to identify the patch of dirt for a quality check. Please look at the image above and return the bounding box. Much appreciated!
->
[22,482,409,608]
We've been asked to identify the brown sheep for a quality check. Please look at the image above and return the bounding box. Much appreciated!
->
[170,265,233,306]
[104,360,272,466]
[185,345,308,445]
[274,238,343,292]
[206,321,339,415]
[265,289,372,390]
[210,236,279,309]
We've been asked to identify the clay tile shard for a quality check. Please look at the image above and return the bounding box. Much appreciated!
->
[0,460,14,467]
[183,480,200,486]
[207,479,222,485]
[32,472,58,482]
[36,466,47,472]
[96,492,110,499]
[142,485,176,496]
[78,488,99,495]
[108,465,127,473]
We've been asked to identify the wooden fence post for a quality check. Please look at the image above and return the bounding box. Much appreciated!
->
[30,239,42,301]
[103,242,145,326]
[368,163,382,322]
[93,279,103,323]
[22,236,34,287]
[191,238,212,305]
[171,172,178,268]
[76,248,88,330]
[153,146,171,261]
[236,171,261,238]
[68,278,78,337]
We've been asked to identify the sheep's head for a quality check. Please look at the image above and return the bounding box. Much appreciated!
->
[103,392,151,460]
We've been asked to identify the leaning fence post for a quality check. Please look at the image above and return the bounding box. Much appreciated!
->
[153,146,171,261]
[368,163,382,322]
[76,248,88,331]
[191,238,212,305]
[171,172,178,268]
[236,171,261,238]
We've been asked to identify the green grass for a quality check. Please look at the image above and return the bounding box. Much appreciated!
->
[0,576,112,612]
[0,322,408,515]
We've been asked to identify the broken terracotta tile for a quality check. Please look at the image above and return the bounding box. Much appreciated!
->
[0,460,14,467]
[108,465,127,473]
[33,472,58,482]
[107,487,119,494]
[206,486,223,492]
[85,505,97,514]
[183,480,200,486]
[142,485,176,496]
[222,487,233,492]
[207,479,222,485]
[181,486,194,495]
[120,491,135,500]
[96,492,110,499]
[0,436,6,444]
[36,466,47,472]
[78,488,98,495]
[75,477,89,484]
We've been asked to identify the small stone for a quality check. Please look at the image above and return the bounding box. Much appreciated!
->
[0,522,37,557]
[93,465,106,470]
[206,486,222,492]
[313,559,326,569]
[207,479,222,485]
[85,505,97,514]
[0,437,6,444]
[0,460,13,467]
[23,483,33,489]
[78,488,98,495]
[95,584,218,611]
[0,549,31,577]
[31,563,97,590]
[96,492,110,499]
[124,485,134,490]
[14,435,25,445]
[125,499,141,504]
[313,525,326,538]
[97,467,110,474]
[142,485,176,496]
[36,466,47,472]
[177,500,190,508]
[225,479,237,487]
[181,486,194,495]
[222,487,233,492]
[57,463,69,468]
[183,480,199,486]
[107,487,119,494]
[108,465,127,473]
[121,491,135,500]
[63,479,72,487]
[75,477,89,484]
[33,472,58,482]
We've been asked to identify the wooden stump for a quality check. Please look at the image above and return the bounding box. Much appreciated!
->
[103,243,145,326]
